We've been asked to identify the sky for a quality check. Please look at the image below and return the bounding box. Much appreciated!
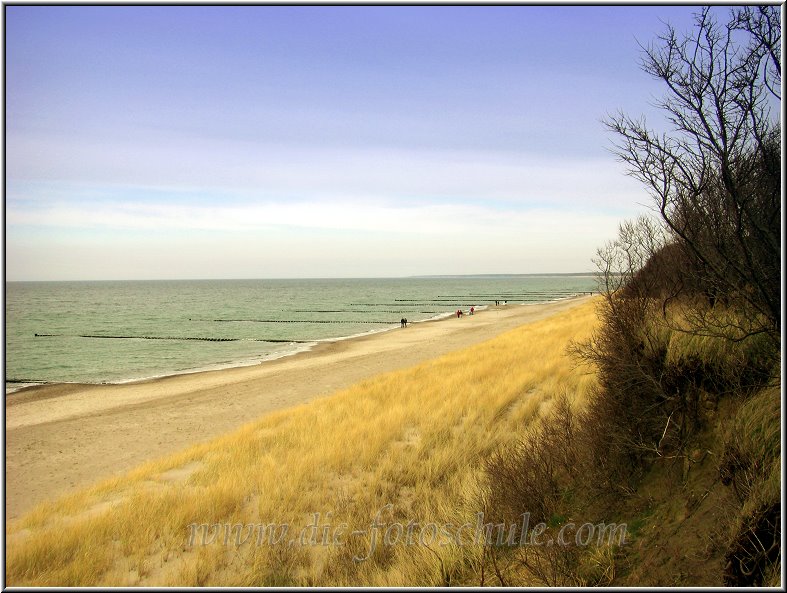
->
[4,5,708,280]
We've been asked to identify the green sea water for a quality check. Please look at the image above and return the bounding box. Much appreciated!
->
[5,275,596,392]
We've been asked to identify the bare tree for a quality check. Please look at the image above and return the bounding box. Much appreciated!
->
[605,6,781,341]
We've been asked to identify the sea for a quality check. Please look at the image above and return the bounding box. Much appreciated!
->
[5,275,597,393]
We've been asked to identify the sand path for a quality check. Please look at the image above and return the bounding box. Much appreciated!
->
[5,296,592,520]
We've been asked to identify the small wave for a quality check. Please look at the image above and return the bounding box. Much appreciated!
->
[288,309,440,314]
[412,311,455,323]
[211,319,401,325]
[6,379,49,394]
[349,303,478,307]
[435,292,589,297]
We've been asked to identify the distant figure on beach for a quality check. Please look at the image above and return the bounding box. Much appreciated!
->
[404,318,408,327]
[400,318,406,328]
[470,306,475,315]
[456,309,463,318]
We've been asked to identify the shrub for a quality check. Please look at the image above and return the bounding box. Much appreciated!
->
[483,393,578,527]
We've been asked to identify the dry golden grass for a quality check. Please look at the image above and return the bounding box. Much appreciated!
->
[6,298,599,586]
[639,301,778,386]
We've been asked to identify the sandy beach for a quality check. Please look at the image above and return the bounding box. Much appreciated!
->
[6,296,592,520]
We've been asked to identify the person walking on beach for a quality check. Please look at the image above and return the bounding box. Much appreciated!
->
[470,306,475,315]
[400,317,405,328]
[403,318,408,327]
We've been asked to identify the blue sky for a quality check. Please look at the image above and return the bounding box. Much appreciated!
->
[5,5,706,280]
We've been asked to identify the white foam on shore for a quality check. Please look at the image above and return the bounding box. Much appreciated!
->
[5,342,321,395]
[109,341,323,385]
[6,310,463,394]
[6,297,583,395]
[6,381,48,394]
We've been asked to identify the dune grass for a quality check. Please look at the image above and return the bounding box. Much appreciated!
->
[6,298,599,586]
[638,302,778,391]
[724,382,781,525]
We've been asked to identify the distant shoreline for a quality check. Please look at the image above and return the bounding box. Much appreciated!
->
[408,272,597,278]
[4,307,460,397]
[6,290,593,396]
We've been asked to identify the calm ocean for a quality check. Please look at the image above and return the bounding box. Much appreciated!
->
[5,275,596,392]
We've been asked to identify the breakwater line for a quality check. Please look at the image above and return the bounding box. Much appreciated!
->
[34,333,311,344]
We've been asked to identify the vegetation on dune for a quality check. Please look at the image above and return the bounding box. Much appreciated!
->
[552,5,778,586]
[476,5,780,586]
[6,300,599,586]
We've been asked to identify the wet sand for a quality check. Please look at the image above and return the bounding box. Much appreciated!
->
[5,296,592,520]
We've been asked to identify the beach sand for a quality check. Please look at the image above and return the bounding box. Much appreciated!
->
[5,296,592,520]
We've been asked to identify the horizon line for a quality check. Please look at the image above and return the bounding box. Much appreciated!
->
[6,272,599,283]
